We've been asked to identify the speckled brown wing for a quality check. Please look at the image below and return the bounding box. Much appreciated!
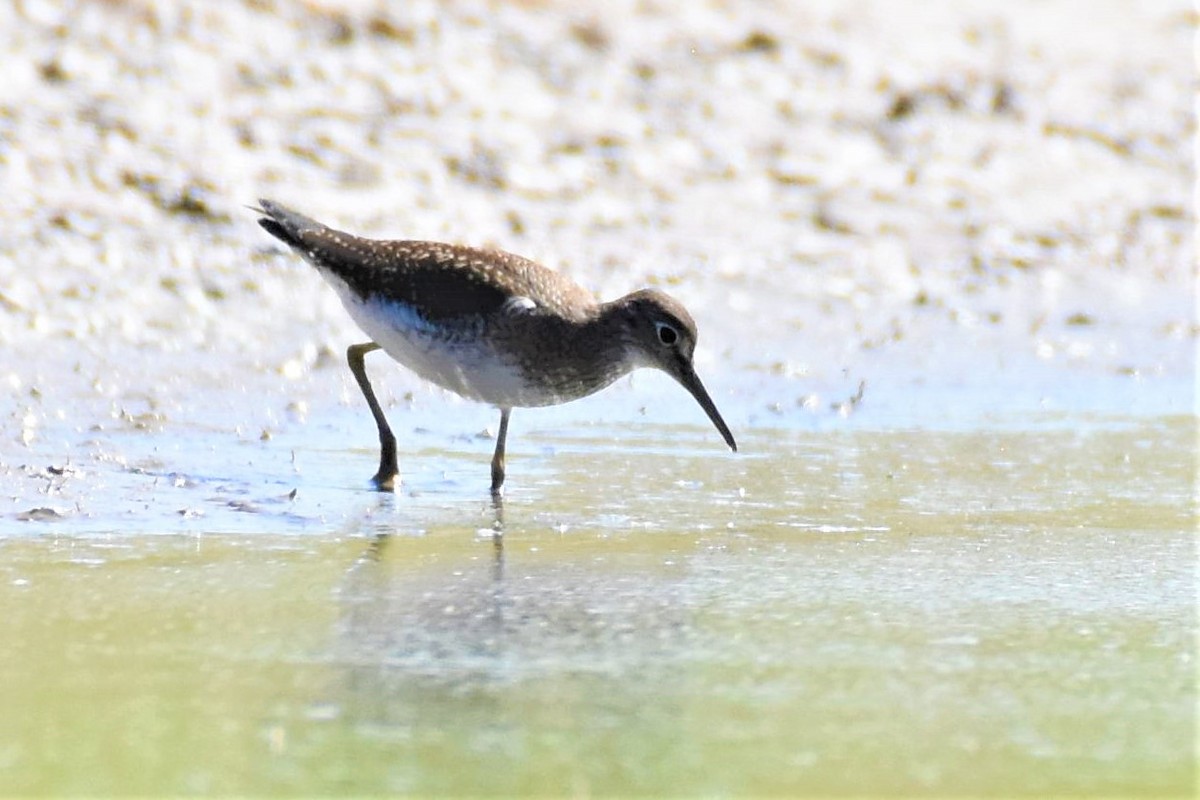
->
[257,200,596,323]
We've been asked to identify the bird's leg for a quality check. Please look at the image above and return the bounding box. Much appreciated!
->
[490,407,511,497]
[347,342,399,492]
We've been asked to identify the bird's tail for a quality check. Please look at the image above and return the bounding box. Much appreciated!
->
[254,199,324,250]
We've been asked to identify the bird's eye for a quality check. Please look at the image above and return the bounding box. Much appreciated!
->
[655,322,678,346]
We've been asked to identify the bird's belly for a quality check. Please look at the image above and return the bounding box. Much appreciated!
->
[340,293,539,407]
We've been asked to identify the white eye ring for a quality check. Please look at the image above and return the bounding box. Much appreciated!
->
[655,322,678,346]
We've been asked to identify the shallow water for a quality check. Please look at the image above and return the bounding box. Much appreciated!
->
[1,414,1194,795]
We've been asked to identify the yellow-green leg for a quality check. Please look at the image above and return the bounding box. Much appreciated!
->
[347,342,399,491]
[490,407,511,496]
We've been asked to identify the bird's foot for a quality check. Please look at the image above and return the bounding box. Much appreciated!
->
[371,470,399,492]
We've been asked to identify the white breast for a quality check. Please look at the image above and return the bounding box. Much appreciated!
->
[323,272,535,407]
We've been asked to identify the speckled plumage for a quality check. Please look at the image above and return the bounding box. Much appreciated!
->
[255,198,736,493]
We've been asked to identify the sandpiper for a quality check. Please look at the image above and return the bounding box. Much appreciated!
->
[255,199,736,494]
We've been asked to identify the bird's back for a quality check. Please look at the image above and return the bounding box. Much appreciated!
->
[256,200,596,323]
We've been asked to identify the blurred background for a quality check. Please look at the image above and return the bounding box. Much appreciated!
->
[1,0,1192,445]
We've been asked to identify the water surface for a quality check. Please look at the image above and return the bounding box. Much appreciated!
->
[1,416,1193,795]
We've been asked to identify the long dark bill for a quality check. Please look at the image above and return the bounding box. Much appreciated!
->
[675,362,737,452]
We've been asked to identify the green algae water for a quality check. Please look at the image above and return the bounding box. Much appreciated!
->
[1,417,1192,796]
